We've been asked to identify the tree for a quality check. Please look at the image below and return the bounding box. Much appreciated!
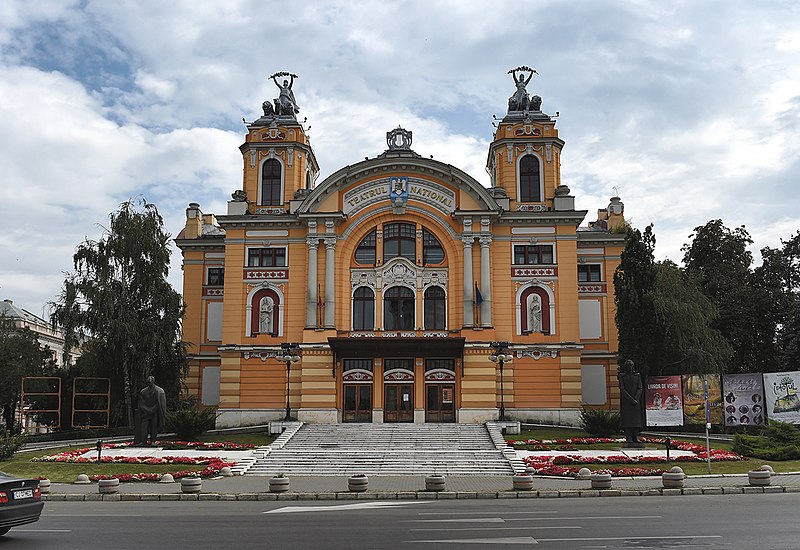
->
[52,199,186,427]
[0,316,52,432]
[682,220,778,373]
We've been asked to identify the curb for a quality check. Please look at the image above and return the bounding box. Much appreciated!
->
[41,485,800,502]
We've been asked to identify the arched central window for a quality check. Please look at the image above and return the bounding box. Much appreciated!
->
[384,286,414,330]
[353,287,375,330]
[424,286,446,330]
[260,159,282,206]
[383,223,416,261]
[519,155,541,202]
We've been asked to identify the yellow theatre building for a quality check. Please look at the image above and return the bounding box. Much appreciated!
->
[176,69,627,427]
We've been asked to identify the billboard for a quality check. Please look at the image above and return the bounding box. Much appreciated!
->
[645,376,683,426]
[763,371,800,424]
[682,374,723,425]
[722,373,765,426]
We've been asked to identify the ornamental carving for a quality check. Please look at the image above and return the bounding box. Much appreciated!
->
[243,351,279,361]
[343,370,374,382]
[421,271,448,289]
[384,370,414,381]
[515,349,559,360]
[425,371,456,382]
[516,204,548,212]
[255,207,286,215]
[512,266,557,278]
[514,279,555,291]
[351,271,377,290]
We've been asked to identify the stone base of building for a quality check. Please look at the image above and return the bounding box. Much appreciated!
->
[457,408,499,423]
[298,408,339,423]
[216,408,287,428]
[510,408,582,427]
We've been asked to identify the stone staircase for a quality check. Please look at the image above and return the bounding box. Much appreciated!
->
[241,423,522,476]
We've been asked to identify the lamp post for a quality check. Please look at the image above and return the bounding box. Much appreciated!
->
[277,343,300,421]
[489,341,513,421]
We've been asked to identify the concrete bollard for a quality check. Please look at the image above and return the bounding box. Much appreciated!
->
[98,478,120,494]
[425,474,446,492]
[590,473,612,490]
[219,467,234,477]
[159,474,175,483]
[38,479,51,494]
[269,476,290,493]
[576,468,592,480]
[348,475,369,492]
[74,474,91,485]
[181,477,202,493]
[512,474,534,491]
[661,466,685,488]
[748,469,771,486]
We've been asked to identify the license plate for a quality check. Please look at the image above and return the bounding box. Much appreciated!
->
[13,489,33,499]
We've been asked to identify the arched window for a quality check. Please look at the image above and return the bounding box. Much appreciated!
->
[384,286,414,330]
[355,229,377,265]
[250,288,280,336]
[423,286,446,330]
[520,286,550,334]
[383,223,416,261]
[519,155,541,202]
[353,287,375,330]
[422,229,444,265]
[260,159,282,206]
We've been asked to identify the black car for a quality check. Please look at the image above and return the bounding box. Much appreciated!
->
[0,472,44,536]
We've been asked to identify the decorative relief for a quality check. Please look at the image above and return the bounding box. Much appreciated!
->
[578,283,607,294]
[343,370,373,382]
[243,351,279,361]
[421,271,447,289]
[422,331,449,338]
[512,267,557,277]
[545,143,552,162]
[202,287,224,297]
[384,370,414,382]
[351,271,377,290]
[516,204,548,212]
[255,207,286,215]
[515,349,559,360]
[349,332,377,338]
[425,370,456,382]
[243,269,289,280]
[514,279,555,291]
[382,261,417,289]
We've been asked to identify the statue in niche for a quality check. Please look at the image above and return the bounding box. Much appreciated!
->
[528,293,542,333]
[618,359,645,448]
[507,66,539,112]
[259,296,274,334]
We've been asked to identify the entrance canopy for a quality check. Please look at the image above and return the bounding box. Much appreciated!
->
[328,337,465,359]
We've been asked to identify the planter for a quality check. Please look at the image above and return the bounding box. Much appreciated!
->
[512,474,534,491]
[181,477,202,494]
[425,474,446,492]
[748,469,771,487]
[269,476,290,493]
[98,478,120,494]
[38,479,51,494]
[590,473,612,490]
[348,475,369,492]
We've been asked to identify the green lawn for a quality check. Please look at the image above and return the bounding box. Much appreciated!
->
[0,431,275,483]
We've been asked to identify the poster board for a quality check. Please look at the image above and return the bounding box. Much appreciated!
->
[645,375,683,426]
[722,373,765,426]
[763,371,800,424]
[682,374,722,425]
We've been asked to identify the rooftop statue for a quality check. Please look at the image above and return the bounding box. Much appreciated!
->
[261,71,300,118]
[507,66,539,113]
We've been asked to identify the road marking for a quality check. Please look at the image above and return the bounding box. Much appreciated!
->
[417,511,558,516]
[535,535,723,543]
[12,529,72,533]
[412,526,580,532]
[413,518,505,523]
[409,537,539,545]
[505,515,661,521]
[264,501,434,514]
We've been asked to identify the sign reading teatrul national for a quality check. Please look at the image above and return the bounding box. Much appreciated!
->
[722,373,765,426]
[645,376,683,427]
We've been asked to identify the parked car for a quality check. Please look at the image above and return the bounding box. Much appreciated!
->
[0,472,44,536]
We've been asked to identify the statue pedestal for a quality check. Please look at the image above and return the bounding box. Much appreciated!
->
[620,442,646,450]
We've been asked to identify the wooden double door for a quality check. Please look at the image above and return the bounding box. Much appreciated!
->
[425,383,455,422]
[343,384,372,423]
[384,383,414,422]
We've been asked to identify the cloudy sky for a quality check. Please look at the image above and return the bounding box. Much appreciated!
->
[1,0,799,317]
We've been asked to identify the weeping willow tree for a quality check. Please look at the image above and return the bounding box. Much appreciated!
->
[53,199,186,427]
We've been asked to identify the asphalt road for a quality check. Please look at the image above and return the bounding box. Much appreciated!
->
[3,494,800,549]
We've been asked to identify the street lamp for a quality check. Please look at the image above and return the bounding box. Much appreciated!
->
[277,343,300,421]
[489,341,513,421]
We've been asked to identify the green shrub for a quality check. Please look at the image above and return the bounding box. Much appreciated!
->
[0,429,26,459]
[732,421,800,460]
[579,407,620,437]
[165,397,218,440]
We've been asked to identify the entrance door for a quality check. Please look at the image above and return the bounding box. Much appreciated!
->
[343,384,372,422]
[384,384,414,423]
[425,384,455,422]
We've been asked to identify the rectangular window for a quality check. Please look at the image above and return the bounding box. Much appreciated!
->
[207,267,224,286]
[578,264,602,282]
[247,248,286,267]
[513,245,554,265]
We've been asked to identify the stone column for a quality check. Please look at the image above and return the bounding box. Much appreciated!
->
[306,237,318,328]
[479,235,493,327]
[462,236,474,328]
[324,237,336,328]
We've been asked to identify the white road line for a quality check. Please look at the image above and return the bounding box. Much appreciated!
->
[536,535,723,543]
[265,501,434,514]
[417,511,558,516]
[505,515,661,521]
[12,529,72,533]
[412,526,581,532]
[408,537,539,545]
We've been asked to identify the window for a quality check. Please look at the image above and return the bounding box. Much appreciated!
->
[425,359,455,372]
[247,248,286,267]
[514,244,554,265]
[207,267,224,286]
[383,223,416,261]
[355,230,377,265]
[353,287,375,330]
[260,159,282,206]
[578,264,602,282]
[423,286,446,330]
[422,229,444,264]
[519,155,541,202]
[384,286,414,330]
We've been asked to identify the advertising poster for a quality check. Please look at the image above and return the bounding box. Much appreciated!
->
[645,376,684,426]
[763,371,800,424]
[682,375,723,425]
[722,373,765,426]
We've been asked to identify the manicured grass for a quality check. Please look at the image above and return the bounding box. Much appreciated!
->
[0,431,275,483]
